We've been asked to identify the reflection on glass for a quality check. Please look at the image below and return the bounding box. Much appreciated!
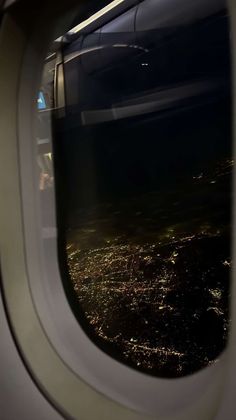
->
[36,59,55,227]
[41,0,232,377]
[37,91,47,110]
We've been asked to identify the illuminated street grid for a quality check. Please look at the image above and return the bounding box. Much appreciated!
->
[67,159,232,377]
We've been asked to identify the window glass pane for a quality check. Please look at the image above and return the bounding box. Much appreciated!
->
[36,57,55,229]
[45,0,232,377]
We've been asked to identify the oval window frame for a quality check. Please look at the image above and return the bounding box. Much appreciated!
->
[0,0,235,419]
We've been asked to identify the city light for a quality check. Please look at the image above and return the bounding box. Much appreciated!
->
[66,157,232,376]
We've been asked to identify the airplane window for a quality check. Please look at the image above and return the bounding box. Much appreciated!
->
[43,0,232,377]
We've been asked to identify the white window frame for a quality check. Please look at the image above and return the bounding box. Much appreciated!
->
[0,0,235,419]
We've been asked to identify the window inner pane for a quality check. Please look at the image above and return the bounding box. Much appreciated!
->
[46,0,232,377]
